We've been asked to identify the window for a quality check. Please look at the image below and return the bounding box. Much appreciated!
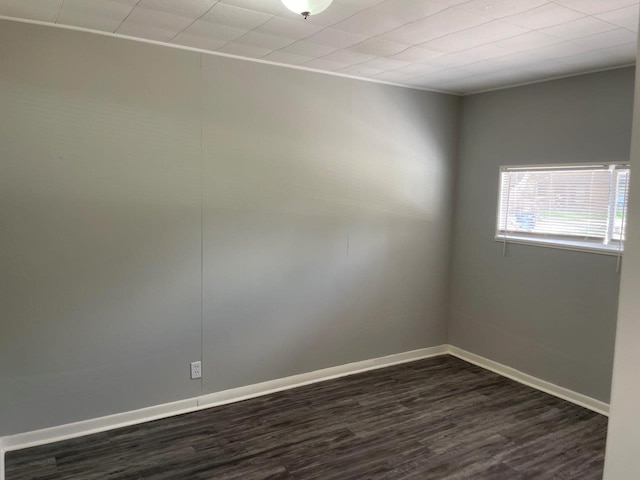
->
[496,163,630,255]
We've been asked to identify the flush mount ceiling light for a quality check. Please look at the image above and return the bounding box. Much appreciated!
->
[281,0,333,19]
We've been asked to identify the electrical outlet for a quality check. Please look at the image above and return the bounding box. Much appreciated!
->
[190,361,202,379]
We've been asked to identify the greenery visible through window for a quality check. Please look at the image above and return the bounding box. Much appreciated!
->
[496,163,630,254]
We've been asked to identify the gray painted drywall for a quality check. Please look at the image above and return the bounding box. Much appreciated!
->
[199,56,458,392]
[603,38,640,480]
[0,21,204,435]
[449,68,635,403]
[0,20,460,435]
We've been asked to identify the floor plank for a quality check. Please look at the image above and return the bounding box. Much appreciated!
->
[5,355,608,480]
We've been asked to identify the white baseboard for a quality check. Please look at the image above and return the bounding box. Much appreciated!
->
[1,342,610,480]
[196,346,448,409]
[448,345,609,416]
[0,345,447,456]
[1,398,200,452]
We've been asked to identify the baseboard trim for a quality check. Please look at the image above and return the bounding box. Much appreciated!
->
[1,397,200,452]
[1,342,610,480]
[0,345,447,456]
[196,346,448,409]
[447,345,609,416]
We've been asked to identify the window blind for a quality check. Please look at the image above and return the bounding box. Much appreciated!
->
[497,163,630,254]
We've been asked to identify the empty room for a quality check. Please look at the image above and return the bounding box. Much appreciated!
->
[1,0,640,479]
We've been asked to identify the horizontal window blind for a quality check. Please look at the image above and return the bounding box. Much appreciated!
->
[497,163,630,253]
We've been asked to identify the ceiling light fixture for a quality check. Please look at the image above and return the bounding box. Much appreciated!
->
[281,0,333,19]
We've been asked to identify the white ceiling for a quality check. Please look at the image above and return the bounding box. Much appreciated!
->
[0,0,637,94]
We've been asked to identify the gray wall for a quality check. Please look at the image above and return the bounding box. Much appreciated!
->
[199,57,458,390]
[604,35,640,480]
[0,21,204,435]
[0,20,460,435]
[449,68,635,403]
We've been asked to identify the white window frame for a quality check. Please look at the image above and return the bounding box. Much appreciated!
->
[494,162,630,256]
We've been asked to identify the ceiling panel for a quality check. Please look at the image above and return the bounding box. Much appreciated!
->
[553,0,639,15]
[320,48,377,65]
[523,41,594,60]
[572,28,639,50]
[388,46,444,62]
[117,9,196,42]
[171,31,229,51]
[539,17,618,40]
[293,0,385,27]
[0,0,637,94]
[116,0,217,42]
[493,31,564,52]
[253,16,324,39]
[217,0,291,16]
[278,40,337,57]
[200,3,271,29]
[432,44,512,67]
[480,51,548,69]
[349,38,410,57]
[422,20,528,53]
[381,8,492,44]
[177,20,250,43]
[301,28,367,49]
[57,0,138,32]
[331,0,450,36]
[596,5,640,33]
[358,56,413,71]
[561,47,635,69]
[459,0,550,19]
[502,3,585,29]
[373,70,417,83]
[393,62,448,76]
[217,40,274,57]
[233,30,295,50]
[139,0,215,18]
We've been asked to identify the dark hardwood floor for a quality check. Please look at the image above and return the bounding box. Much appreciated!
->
[5,355,608,480]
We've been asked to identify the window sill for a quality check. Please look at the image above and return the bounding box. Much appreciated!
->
[494,235,623,256]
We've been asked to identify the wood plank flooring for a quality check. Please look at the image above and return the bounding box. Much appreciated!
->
[5,355,608,480]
